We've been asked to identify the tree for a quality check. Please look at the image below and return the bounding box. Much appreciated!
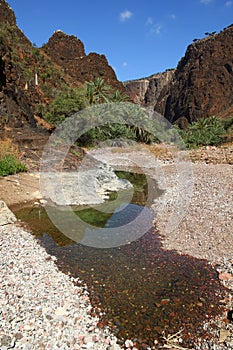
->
[111,90,129,102]
[85,78,111,105]
[44,87,86,125]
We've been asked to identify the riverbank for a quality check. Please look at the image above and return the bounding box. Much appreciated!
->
[0,143,232,349]
[0,223,120,350]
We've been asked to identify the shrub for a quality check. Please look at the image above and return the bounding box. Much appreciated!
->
[0,154,26,176]
[43,87,86,125]
[0,139,27,176]
[77,123,136,147]
[220,116,233,141]
[180,116,226,148]
[0,139,19,158]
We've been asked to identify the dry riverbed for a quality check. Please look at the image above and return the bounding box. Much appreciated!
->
[0,143,232,349]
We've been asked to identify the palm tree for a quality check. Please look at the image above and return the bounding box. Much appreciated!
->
[85,78,111,105]
[111,90,129,102]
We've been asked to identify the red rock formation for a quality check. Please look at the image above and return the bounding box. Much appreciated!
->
[155,25,233,124]
[42,31,123,91]
[42,30,85,66]
[0,0,124,130]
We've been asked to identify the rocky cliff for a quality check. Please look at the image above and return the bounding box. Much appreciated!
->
[124,70,174,106]
[0,0,123,130]
[0,0,37,127]
[42,31,123,91]
[0,0,16,26]
[155,25,233,124]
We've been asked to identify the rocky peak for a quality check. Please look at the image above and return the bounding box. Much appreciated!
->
[0,0,16,26]
[42,32,123,91]
[0,0,125,131]
[42,30,85,66]
[155,24,233,124]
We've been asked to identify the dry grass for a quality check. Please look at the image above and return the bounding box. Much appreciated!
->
[143,143,177,159]
[0,138,21,159]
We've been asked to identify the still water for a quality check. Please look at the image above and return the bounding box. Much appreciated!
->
[14,171,226,349]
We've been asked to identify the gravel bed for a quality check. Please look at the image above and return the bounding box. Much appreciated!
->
[0,224,118,350]
[88,147,233,349]
[153,163,233,350]
[153,163,233,262]
[0,145,232,350]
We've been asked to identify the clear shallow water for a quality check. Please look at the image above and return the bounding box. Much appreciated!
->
[14,171,227,349]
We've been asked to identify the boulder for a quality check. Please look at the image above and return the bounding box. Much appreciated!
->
[0,200,16,225]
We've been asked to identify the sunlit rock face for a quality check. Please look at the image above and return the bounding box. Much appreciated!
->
[124,70,174,106]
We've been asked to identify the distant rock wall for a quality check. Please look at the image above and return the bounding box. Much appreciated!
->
[124,70,174,107]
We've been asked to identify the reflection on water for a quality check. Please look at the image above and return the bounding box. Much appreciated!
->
[14,171,227,349]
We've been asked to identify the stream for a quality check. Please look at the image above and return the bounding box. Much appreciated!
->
[14,171,227,349]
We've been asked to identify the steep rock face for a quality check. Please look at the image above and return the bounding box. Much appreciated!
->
[124,70,174,106]
[0,0,16,26]
[124,78,150,104]
[144,70,175,106]
[155,25,233,124]
[43,31,123,91]
[0,4,36,127]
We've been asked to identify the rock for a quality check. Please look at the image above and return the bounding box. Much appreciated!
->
[54,307,67,318]
[219,329,231,342]
[41,161,132,206]
[0,201,16,226]
[0,0,16,26]
[86,342,95,349]
[42,31,123,92]
[0,224,117,350]
[0,335,12,347]
[125,339,134,347]
[155,25,233,124]
[0,0,124,132]
[124,70,174,106]
[108,343,122,350]
[219,272,233,281]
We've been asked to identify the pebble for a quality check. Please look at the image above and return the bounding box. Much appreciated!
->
[0,143,232,350]
[0,224,118,349]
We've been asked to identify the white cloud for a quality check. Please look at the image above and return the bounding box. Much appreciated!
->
[151,24,162,35]
[225,0,233,6]
[145,17,153,26]
[145,17,162,35]
[169,14,176,20]
[120,10,133,22]
[200,0,213,4]
[122,62,128,67]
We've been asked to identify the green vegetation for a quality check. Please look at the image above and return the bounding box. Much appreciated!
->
[41,78,158,146]
[220,116,233,139]
[0,22,69,101]
[42,78,130,126]
[77,123,136,147]
[178,116,231,148]
[0,139,27,176]
[0,155,26,176]
[43,87,87,125]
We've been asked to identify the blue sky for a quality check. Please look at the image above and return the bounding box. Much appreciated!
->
[6,0,233,81]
